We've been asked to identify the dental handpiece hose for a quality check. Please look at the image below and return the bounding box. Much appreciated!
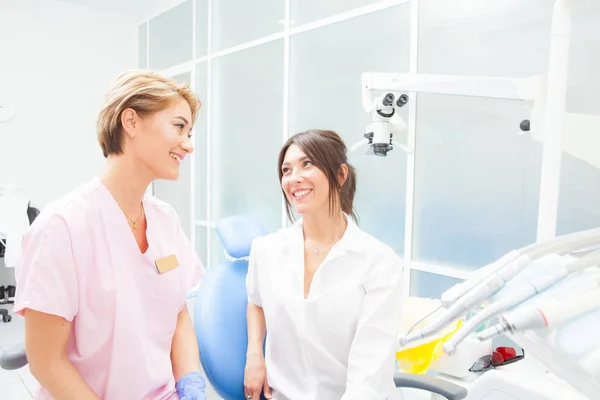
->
[442,250,600,354]
[400,229,600,347]
[478,280,600,341]
[441,227,600,308]
[441,249,520,308]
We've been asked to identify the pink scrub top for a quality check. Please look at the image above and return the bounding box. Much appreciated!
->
[13,177,205,400]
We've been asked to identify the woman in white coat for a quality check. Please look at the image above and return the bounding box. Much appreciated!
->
[244,129,404,400]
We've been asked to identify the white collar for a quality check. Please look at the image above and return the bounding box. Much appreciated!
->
[289,213,367,253]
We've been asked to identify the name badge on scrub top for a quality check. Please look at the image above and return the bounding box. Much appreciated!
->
[155,254,179,274]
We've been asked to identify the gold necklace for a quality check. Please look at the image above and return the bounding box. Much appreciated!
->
[119,203,144,229]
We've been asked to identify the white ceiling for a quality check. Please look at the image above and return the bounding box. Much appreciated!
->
[55,0,141,17]
[54,0,184,20]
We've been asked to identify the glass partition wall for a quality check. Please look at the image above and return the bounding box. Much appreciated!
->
[141,0,600,298]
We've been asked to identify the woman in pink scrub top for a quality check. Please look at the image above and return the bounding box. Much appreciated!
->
[13,70,207,400]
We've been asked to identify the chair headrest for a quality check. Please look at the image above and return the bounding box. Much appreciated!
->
[216,215,268,259]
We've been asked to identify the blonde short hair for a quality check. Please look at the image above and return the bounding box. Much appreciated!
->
[96,69,201,157]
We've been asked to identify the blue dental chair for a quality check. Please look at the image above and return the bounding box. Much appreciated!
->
[193,215,269,400]
[193,215,468,400]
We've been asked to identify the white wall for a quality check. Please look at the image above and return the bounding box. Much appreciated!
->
[0,0,138,209]
[0,0,137,285]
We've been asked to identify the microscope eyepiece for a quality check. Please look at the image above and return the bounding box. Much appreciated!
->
[396,94,409,107]
[383,93,395,107]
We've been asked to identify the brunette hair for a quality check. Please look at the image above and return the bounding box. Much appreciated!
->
[278,129,358,223]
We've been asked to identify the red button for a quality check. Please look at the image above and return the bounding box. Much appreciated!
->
[496,347,517,360]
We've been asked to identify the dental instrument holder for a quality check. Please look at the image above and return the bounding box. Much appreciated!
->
[399,225,600,349]
[444,249,600,355]
[402,236,600,399]
[430,336,493,379]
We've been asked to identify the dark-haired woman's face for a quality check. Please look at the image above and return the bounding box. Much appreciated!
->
[280,144,329,216]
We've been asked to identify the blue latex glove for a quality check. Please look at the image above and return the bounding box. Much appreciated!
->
[176,372,207,400]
